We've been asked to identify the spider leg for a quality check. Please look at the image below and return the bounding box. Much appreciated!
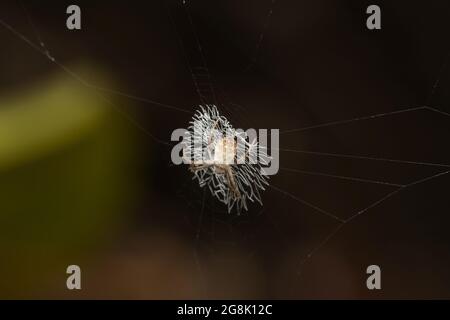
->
[225,166,241,199]
[189,164,211,172]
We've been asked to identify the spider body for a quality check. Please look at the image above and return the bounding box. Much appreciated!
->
[183,105,269,213]
[189,136,241,199]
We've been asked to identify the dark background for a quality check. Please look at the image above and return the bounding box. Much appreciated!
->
[0,0,449,299]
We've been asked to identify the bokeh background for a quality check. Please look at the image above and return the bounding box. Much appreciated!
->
[0,0,449,299]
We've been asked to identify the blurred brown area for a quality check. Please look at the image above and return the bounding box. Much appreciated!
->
[0,0,449,299]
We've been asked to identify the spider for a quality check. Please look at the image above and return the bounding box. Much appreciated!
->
[183,105,269,213]
[189,135,241,199]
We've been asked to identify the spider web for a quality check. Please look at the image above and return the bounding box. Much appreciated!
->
[2,0,450,298]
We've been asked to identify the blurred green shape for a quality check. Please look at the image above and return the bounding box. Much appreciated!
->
[0,69,137,297]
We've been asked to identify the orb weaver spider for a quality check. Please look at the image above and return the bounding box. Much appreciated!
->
[183,105,270,213]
